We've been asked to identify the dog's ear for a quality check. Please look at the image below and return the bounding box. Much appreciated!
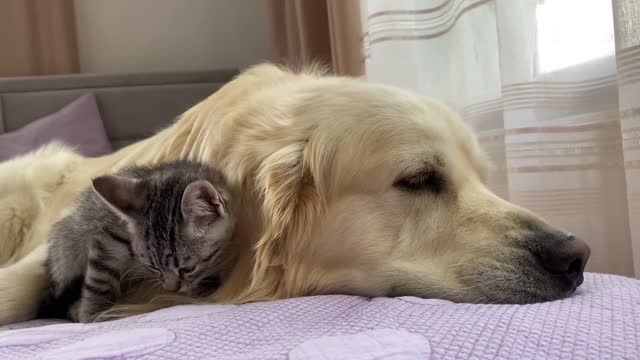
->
[249,141,321,298]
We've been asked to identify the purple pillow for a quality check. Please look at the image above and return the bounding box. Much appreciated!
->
[0,94,113,162]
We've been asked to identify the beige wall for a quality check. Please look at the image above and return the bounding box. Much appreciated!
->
[74,0,271,73]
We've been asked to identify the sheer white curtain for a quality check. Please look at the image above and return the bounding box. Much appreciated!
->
[363,0,640,277]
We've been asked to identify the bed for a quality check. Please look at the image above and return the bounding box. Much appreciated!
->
[0,71,638,359]
[0,69,237,149]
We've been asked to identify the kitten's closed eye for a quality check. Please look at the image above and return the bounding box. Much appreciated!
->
[179,266,196,276]
[201,249,221,263]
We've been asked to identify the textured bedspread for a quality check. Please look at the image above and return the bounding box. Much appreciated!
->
[0,273,638,359]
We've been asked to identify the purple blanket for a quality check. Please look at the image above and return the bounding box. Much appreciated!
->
[1,273,638,359]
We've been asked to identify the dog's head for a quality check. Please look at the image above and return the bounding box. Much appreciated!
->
[219,66,589,304]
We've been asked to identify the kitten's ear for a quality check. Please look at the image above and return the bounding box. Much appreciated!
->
[181,180,225,220]
[92,175,146,218]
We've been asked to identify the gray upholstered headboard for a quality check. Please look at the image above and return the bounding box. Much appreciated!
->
[0,70,237,149]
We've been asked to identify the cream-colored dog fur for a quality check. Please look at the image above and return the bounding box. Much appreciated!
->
[0,64,569,324]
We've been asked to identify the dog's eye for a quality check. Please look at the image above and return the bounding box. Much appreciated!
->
[394,172,445,193]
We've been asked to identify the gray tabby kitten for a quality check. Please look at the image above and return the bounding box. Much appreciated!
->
[39,160,235,323]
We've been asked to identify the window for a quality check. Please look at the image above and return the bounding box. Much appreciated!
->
[536,0,615,73]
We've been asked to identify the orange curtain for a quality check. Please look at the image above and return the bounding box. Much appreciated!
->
[268,0,364,76]
[0,0,79,77]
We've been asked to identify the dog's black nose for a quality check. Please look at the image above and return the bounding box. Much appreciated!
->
[537,233,590,285]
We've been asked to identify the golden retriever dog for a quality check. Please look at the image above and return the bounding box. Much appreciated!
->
[0,64,590,324]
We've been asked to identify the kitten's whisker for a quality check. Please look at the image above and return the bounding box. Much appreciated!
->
[207,255,233,272]
[120,264,147,281]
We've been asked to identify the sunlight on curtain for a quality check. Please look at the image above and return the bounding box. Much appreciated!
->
[536,0,615,73]
[363,0,640,277]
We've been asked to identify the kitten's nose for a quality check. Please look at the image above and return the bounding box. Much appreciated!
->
[162,273,180,292]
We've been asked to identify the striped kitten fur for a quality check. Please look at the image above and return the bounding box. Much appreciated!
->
[39,161,235,323]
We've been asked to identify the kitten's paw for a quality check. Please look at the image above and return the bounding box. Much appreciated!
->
[68,302,82,322]
[75,310,99,323]
[73,301,104,323]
